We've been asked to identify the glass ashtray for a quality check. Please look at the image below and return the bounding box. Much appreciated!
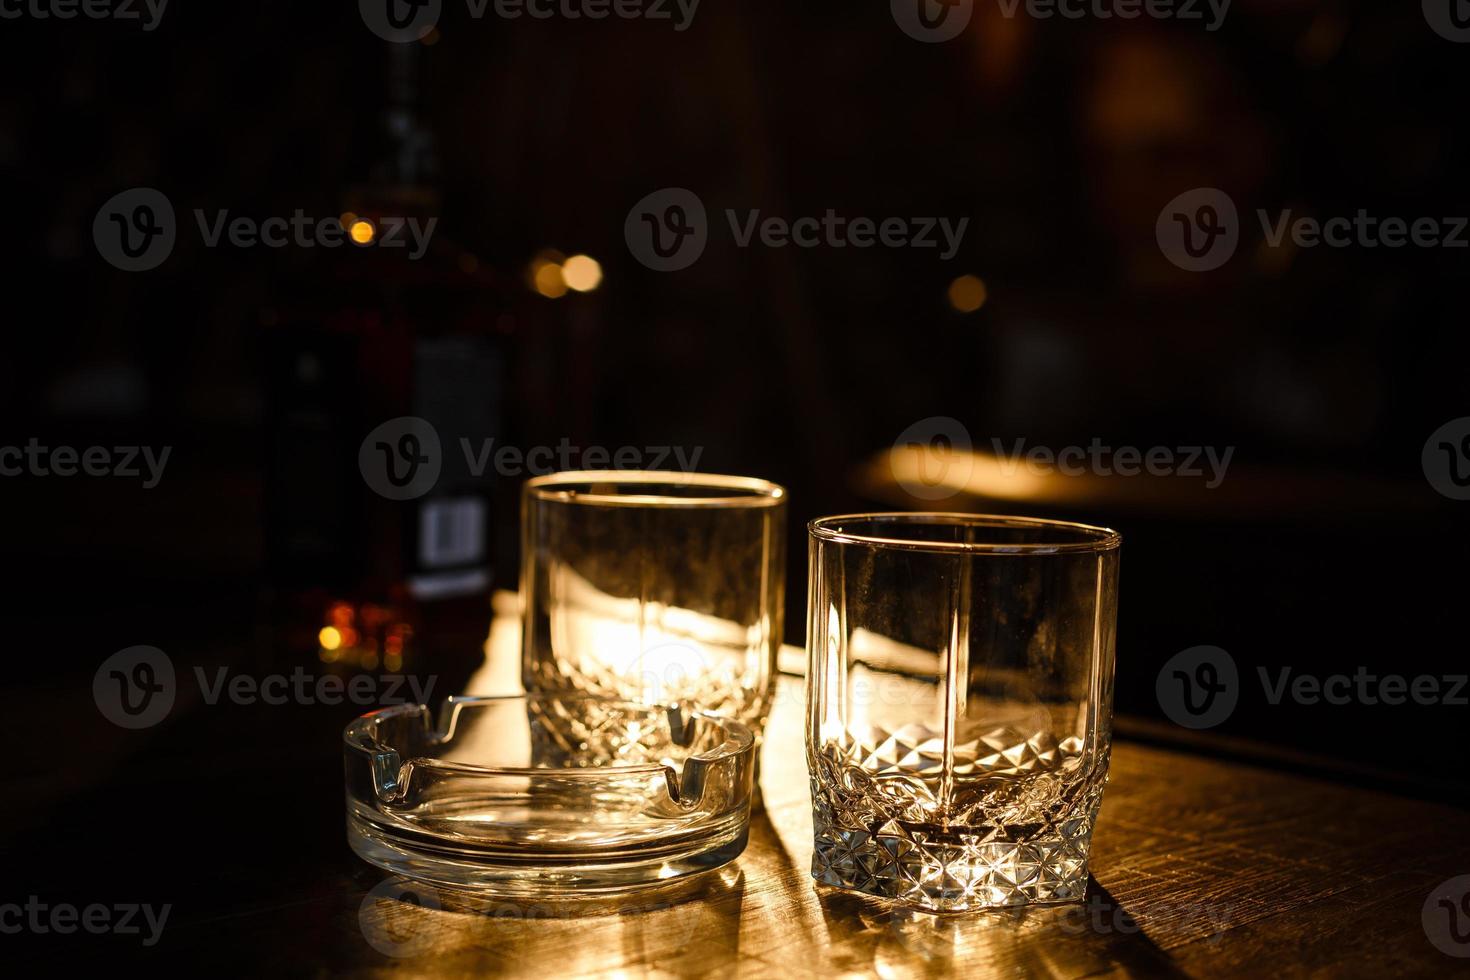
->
[344,694,755,895]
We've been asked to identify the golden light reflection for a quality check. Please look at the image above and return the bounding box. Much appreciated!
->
[561,254,603,292]
[318,602,412,670]
[529,250,568,298]
[947,274,988,313]
[349,219,376,245]
[533,263,567,298]
[633,642,712,703]
[888,444,1048,501]
[820,604,845,742]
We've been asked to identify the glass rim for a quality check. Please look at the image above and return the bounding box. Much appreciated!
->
[523,470,787,508]
[344,694,755,777]
[807,512,1121,554]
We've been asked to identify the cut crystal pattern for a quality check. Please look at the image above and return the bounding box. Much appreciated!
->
[527,641,767,737]
[809,732,1106,911]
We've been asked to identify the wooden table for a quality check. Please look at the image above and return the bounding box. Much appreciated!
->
[11,620,1468,978]
[344,666,1470,978]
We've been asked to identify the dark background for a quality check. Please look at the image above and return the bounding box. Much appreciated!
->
[2,0,1467,969]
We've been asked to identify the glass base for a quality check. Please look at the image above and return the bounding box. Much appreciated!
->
[350,808,749,896]
[810,812,1093,912]
[345,696,755,898]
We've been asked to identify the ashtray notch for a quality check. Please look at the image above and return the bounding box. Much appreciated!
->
[344,693,755,895]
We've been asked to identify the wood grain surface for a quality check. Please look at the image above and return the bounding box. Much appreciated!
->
[10,608,1467,978]
[340,668,1470,978]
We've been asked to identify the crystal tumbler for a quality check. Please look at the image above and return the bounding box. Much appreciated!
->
[521,471,786,739]
[805,514,1119,911]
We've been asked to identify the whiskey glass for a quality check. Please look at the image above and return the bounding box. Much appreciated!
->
[521,471,786,739]
[806,514,1119,911]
